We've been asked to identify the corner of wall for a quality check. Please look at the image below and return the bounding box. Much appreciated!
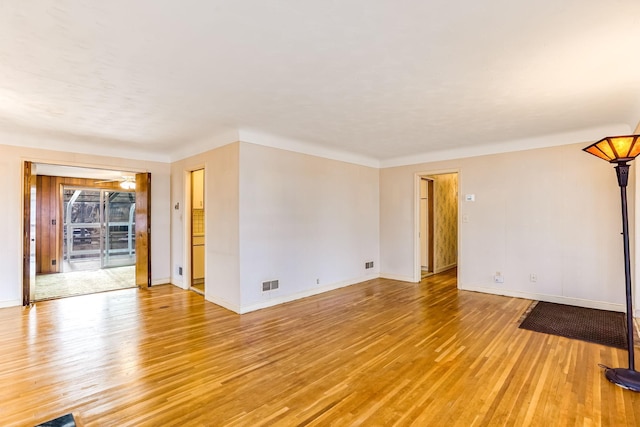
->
[238,273,380,314]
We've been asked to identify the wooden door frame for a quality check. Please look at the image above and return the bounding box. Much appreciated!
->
[135,172,152,288]
[22,161,34,306]
[427,179,434,273]
[419,177,435,274]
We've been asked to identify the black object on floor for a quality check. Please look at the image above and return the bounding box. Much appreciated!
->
[35,413,76,427]
[519,301,627,349]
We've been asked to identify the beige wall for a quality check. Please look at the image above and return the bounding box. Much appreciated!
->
[381,142,636,313]
[170,143,240,310]
[0,143,171,308]
[3,134,636,317]
[170,141,380,313]
[238,142,380,312]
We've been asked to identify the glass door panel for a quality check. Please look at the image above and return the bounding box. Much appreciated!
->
[63,188,136,270]
[64,189,102,268]
[102,191,136,268]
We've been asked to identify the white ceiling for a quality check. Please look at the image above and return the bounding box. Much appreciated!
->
[1,1,639,167]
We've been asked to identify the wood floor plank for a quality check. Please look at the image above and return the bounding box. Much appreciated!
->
[1,269,639,426]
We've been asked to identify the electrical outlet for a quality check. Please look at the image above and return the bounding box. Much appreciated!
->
[494,272,504,283]
[316,278,320,284]
[530,273,537,282]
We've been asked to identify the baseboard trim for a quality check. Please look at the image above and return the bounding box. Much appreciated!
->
[170,277,186,289]
[238,273,379,314]
[435,263,457,274]
[0,299,20,308]
[151,277,171,286]
[379,273,417,283]
[171,281,189,290]
[459,283,627,313]
[206,294,242,314]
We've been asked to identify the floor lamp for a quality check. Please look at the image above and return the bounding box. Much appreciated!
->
[583,135,640,392]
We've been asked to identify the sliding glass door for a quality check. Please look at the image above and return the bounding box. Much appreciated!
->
[63,188,136,270]
[102,190,136,268]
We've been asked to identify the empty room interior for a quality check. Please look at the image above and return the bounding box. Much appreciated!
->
[2,1,640,425]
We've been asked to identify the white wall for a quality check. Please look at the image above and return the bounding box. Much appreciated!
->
[0,143,171,308]
[237,143,380,312]
[381,142,637,314]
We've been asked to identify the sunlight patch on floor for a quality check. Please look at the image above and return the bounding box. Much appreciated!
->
[35,265,135,300]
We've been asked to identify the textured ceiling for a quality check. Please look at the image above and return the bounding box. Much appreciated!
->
[1,1,639,166]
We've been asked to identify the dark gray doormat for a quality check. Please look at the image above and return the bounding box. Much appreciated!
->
[519,301,627,349]
[35,413,76,427]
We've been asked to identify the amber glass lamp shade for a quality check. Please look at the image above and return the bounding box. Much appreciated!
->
[583,135,640,163]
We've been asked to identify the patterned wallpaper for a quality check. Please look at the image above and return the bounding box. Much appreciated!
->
[431,173,458,271]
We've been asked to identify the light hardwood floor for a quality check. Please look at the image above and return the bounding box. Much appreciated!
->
[1,269,639,426]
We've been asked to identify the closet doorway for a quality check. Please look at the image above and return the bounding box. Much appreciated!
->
[190,169,205,294]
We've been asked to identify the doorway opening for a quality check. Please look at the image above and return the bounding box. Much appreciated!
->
[415,171,459,282]
[190,169,205,295]
[22,162,151,304]
[34,187,137,300]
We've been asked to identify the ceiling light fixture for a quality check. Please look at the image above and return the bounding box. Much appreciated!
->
[120,180,136,190]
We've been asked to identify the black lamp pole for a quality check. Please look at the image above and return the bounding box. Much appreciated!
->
[583,135,640,392]
[604,161,640,389]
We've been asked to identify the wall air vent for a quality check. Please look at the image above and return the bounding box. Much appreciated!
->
[262,280,279,292]
[365,261,374,269]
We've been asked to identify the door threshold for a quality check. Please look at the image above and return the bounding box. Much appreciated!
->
[190,287,204,296]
